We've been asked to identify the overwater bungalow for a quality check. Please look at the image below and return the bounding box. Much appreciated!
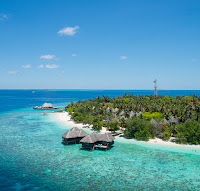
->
[62,127,88,144]
[33,102,58,110]
[80,132,114,151]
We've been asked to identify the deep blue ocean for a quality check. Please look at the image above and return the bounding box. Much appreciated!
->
[1,90,200,191]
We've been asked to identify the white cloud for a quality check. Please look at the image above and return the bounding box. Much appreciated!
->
[58,26,80,36]
[21,64,31,68]
[40,55,55,60]
[0,13,8,21]
[8,71,17,74]
[45,64,59,69]
[120,56,128,60]
[72,54,77,57]
[38,64,44,68]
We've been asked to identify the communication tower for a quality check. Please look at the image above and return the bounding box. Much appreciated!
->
[154,79,158,99]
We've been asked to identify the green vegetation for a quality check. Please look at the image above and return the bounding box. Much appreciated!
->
[65,94,200,144]
[176,120,200,144]
[143,112,163,120]
[124,118,154,141]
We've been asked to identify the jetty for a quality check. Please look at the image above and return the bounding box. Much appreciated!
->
[62,127,88,144]
[33,103,58,110]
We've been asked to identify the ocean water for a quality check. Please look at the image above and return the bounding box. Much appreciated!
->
[1,90,200,191]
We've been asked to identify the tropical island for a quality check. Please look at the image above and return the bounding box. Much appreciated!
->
[65,94,200,145]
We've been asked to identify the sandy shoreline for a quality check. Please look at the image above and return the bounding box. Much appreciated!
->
[50,111,200,148]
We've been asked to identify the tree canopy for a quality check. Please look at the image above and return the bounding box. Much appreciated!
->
[65,94,200,144]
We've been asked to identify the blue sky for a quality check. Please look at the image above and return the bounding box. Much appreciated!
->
[0,0,200,89]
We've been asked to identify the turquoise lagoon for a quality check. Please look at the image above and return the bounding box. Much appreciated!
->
[1,90,200,190]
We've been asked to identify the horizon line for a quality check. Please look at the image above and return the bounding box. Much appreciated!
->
[0,89,200,91]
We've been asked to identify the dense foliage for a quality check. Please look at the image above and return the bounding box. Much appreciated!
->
[124,118,155,141]
[65,94,200,144]
[176,120,200,144]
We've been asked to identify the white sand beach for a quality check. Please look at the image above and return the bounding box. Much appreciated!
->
[51,111,200,148]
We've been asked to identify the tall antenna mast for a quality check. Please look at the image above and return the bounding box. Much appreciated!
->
[154,79,158,99]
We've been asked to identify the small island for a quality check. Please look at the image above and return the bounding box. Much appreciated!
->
[65,94,200,145]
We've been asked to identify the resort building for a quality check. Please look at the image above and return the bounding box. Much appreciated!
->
[33,102,58,110]
[163,118,169,124]
[168,117,179,124]
[150,118,159,126]
[112,108,119,113]
[136,111,142,117]
[62,127,88,144]
[80,132,114,151]
[129,111,135,118]
[119,111,125,116]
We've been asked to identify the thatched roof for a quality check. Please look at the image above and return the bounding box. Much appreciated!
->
[100,133,114,142]
[119,111,125,116]
[80,132,99,143]
[112,108,119,113]
[150,118,158,125]
[136,111,142,117]
[150,118,162,129]
[163,118,169,124]
[113,114,117,118]
[129,111,135,118]
[106,107,110,112]
[168,117,179,124]
[42,103,54,108]
[80,132,114,143]
[62,127,87,139]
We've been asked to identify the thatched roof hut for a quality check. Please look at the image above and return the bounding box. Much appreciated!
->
[42,103,54,108]
[129,111,135,118]
[106,107,110,112]
[80,132,114,143]
[150,118,159,126]
[112,108,119,113]
[100,133,115,142]
[168,117,179,124]
[80,132,99,143]
[62,127,87,139]
[163,118,169,124]
[62,127,88,144]
[136,111,142,117]
[33,102,58,109]
[119,111,125,116]
[80,132,115,151]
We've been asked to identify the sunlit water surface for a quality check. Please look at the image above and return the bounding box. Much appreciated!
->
[1,90,200,190]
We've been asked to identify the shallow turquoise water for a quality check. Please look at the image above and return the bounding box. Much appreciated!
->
[1,107,200,190]
[1,90,200,190]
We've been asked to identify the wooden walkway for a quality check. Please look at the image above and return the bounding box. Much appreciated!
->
[94,145,108,149]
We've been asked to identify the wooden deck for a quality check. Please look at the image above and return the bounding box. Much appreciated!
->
[94,145,108,149]
[62,138,81,144]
